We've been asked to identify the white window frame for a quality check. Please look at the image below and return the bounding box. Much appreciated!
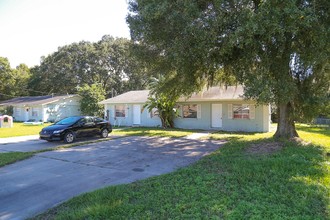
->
[115,105,126,118]
[181,104,201,119]
[32,108,39,117]
[228,104,255,120]
[15,108,21,117]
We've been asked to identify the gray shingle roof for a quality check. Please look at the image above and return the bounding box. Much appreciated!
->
[0,94,78,106]
[100,86,244,104]
[99,90,150,104]
[180,86,244,101]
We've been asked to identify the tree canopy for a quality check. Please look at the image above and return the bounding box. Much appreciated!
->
[28,36,149,97]
[127,0,330,139]
[0,57,31,101]
[1,36,154,118]
[78,83,105,117]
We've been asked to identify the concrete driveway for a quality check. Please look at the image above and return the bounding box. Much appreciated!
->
[0,135,117,153]
[0,135,225,220]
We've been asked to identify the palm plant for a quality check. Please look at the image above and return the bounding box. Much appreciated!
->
[144,75,179,128]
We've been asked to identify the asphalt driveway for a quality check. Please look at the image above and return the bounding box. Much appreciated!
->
[0,136,225,220]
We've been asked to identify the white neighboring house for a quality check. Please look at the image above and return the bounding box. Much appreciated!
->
[0,95,81,122]
[100,86,271,132]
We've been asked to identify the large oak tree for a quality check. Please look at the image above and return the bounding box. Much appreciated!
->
[127,0,330,139]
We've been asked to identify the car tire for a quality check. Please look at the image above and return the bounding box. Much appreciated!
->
[64,131,75,143]
[100,128,109,138]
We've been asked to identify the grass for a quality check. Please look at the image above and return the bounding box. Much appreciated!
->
[0,122,47,166]
[0,151,34,167]
[33,125,330,220]
[0,122,48,138]
[112,127,200,138]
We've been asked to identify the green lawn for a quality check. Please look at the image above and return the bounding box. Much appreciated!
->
[112,127,200,138]
[0,122,48,138]
[34,125,330,219]
[0,152,34,167]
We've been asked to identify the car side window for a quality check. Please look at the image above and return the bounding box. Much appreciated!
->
[94,117,103,123]
[78,118,87,126]
[85,117,95,125]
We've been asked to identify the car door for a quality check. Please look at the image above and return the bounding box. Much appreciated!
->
[84,117,97,136]
[75,118,89,137]
[93,117,104,133]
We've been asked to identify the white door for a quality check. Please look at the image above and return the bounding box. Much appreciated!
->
[25,108,29,122]
[133,104,141,125]
[212,104,222,128]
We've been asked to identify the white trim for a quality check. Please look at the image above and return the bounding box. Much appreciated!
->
[133,104,141,124]
[197,104,201,119]
[212,104,222,128]
[228,104,233,119]
[125,104,128,118]
[109,105,115,119]
[115,104,126,118]
[249,105,255,120]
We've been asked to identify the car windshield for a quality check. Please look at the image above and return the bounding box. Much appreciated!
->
[55,116,81,125]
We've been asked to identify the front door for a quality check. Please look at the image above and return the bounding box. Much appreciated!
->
[212,104,222,128]
[24,108,29,122]
[133,104,141,125]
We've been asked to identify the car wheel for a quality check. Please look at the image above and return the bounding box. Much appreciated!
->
[100,128,109,138]
[64,131,75,143]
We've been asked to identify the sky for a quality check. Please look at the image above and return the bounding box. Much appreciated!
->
[0,0,130,68]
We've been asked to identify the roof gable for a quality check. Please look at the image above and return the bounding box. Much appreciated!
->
[99,90,150,104]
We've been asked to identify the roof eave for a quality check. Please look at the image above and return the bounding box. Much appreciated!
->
[100,101,148,105]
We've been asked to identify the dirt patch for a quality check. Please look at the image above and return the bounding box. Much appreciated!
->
[246,142,284,155]
[289,137,311,146]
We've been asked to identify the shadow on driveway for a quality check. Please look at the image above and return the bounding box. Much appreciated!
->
[0,136,226,220]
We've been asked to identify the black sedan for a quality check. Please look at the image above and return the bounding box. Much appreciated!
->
[40,116,112,143]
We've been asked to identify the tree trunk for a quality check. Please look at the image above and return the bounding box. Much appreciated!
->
[274,102,299,139]
[160,116,166,128]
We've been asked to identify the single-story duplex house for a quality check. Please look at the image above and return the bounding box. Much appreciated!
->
[100,86,271,132]
[0,94,81,122]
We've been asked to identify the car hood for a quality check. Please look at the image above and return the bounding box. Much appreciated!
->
[42,124,69,131]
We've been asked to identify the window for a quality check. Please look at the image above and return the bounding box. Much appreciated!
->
[32,108,38,117]
[15,108,21,117]
[85,117,94,125]
[230,104,255,119]
[115,105,126,117]
[150,108,159,118]
[94,117,104,123]
[182,104,198,118]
